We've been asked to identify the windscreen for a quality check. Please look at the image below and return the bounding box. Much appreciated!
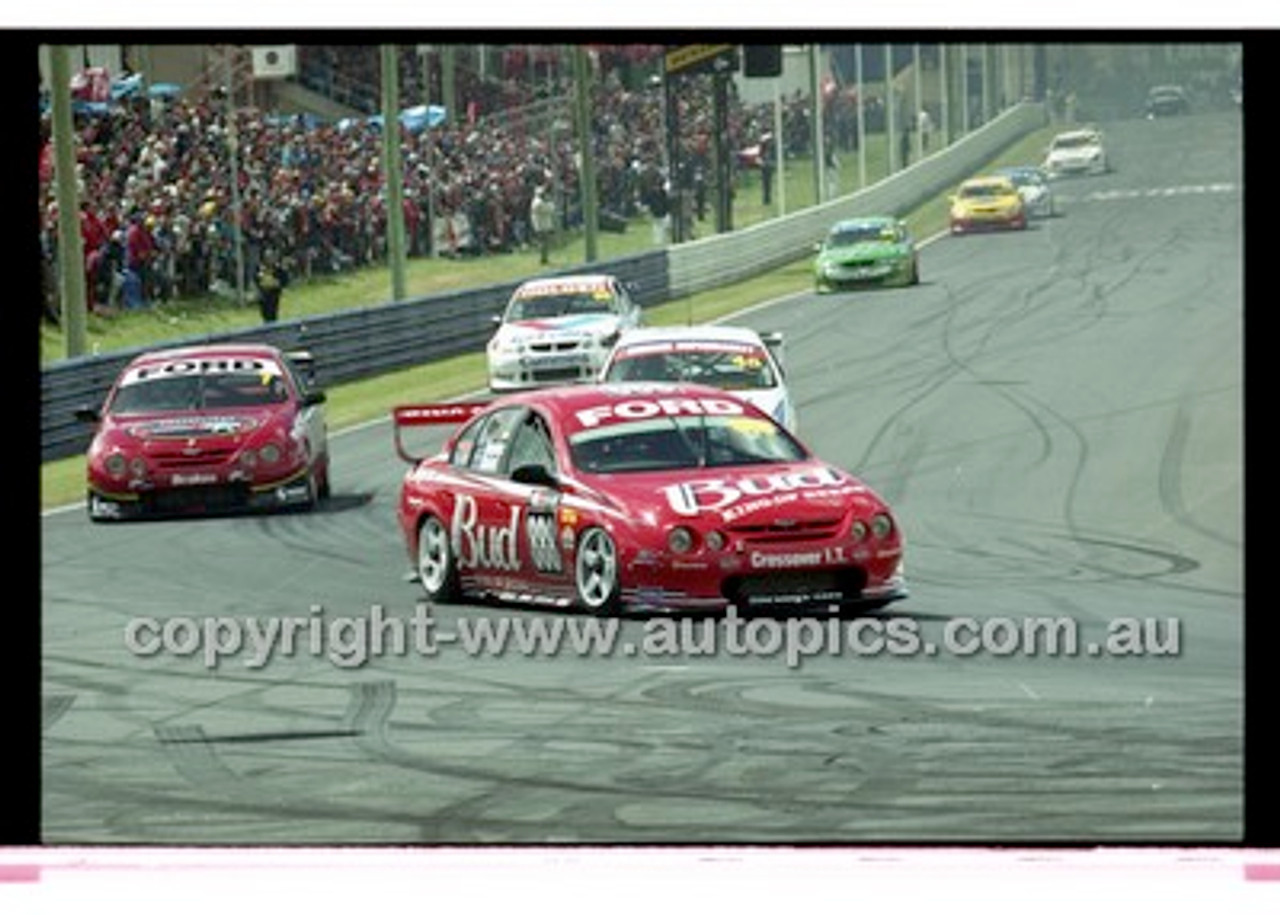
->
[826,223,895,247]
[109,369,290,413]
[569,414,804,474]
[603,343,777,391]
[506,289,616,320]
[959,182,1010,199]
[1052,134,1095,150]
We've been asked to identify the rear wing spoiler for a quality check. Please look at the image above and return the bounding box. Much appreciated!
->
[392,401,489,464]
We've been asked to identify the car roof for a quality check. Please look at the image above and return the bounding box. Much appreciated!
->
[514,273,619,294]
[612,325,766,347]
[830,215,897,230]
[1052,128,1101,142]
[488,381,767,424]
[960,175,1016,189]
[123,342,286,369]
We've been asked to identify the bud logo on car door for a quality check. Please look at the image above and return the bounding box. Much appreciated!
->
[451,494,520,571]
[450,493,563,574]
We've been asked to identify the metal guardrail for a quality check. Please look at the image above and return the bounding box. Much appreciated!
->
[41,251,668,462]
[41,103,1043,464]
[667,103,1048,298]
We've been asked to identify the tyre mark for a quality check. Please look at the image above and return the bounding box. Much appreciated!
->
[1158,403,1242,549]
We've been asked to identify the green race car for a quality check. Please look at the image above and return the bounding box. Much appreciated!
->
[813,216,920,293]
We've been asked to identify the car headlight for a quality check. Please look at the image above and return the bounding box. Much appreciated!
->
[103,452,128,479]
[597,331,620,349]
[870,513,894,539]
[259,443,282,464]
[667,526,696,554]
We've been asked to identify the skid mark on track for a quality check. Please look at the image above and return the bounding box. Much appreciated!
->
[42,694,76,731]
[1158,404,1241,549]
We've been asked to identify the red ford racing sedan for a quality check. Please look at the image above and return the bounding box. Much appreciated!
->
[393,383,906,613]
[76,343,330,521]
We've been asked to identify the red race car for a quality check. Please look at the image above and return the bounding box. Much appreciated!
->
[393,383,906,613]
[76,342,331,521]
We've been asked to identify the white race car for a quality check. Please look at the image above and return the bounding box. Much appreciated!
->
[1043,128,1109,177]
[486,274,642,391]
[994,165,1056,218]
[597,324,797,433]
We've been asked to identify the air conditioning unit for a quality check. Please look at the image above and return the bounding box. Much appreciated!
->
[251,45,297,80]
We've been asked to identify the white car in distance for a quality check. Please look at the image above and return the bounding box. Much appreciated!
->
[994,165,1057,218]
[598,324,797,433]
[1043,128,1109,178]
[486,274,642,391]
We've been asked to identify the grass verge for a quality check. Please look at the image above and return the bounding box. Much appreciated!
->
[41,124,1057,511]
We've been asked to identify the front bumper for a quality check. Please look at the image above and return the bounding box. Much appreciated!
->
[620,550,907,613]
[950,210,1026,232]
[487,349,604,390]
[816,259,914,291]
[1023,194,1054,218]
[87,467,315,520]
[1045,158,1105,177]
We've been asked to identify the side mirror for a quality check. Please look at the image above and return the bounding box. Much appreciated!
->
[759,331,786,377]
[74,406,100,423]
[302,390,327,407]
[285,349,315,383]
[511,464,559,489]
[490,314,502,326]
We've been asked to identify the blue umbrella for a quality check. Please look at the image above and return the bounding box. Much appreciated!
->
[365,105,448,134]
[110,73,144,100]
[398,104,447,133]
[147,82,182,99]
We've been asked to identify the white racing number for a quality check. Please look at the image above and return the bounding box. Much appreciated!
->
[525,510,563,574]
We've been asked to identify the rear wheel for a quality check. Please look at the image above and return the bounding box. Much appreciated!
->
[417,514,460,602]
[574,527,620,612]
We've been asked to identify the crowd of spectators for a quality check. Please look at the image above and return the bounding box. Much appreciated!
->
[38,46,844,325]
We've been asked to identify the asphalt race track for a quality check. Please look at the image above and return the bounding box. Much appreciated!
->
[40,110,1244,844]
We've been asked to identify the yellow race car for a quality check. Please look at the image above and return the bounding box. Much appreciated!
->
[948,175,1028,234]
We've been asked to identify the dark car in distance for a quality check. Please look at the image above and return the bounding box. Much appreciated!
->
[1145,85,1190,117]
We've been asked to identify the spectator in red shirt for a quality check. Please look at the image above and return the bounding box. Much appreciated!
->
[124,211,156,308]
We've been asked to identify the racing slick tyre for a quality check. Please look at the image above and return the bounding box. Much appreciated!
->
[417,513,461,603]
[296,466,323,512]
[317,458,332,501]
[574,526,621,612]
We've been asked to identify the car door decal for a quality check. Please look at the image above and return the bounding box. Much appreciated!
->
[526,508,563,574]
